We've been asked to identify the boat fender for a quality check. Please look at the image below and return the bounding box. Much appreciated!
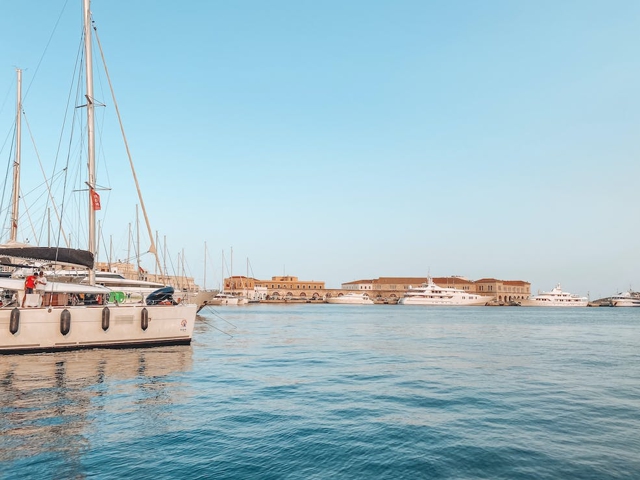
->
[60,309,71,336]
[141,307,149,331]
[102,307,110,331]
[10,308,20,335]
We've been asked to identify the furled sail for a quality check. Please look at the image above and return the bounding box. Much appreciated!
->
[0,244,94,269]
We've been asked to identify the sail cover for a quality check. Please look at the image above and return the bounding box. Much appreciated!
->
[0,245,94,269]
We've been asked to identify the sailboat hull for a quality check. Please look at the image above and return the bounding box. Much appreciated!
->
[0,303,197,354]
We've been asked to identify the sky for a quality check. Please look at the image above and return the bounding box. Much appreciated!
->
[0,0,638,298]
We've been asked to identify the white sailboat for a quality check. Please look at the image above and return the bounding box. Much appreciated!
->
[520,284,588,307]
[0,0,196,354]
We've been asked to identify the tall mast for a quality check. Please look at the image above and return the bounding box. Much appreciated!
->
[163,235,167,283]
[181,248,185,291]
[203,241,207,290]
[136,204,141,278]
[127,222,131,269]
[10,68,22,243]
[154,230,159,278]
[84,0,96,285]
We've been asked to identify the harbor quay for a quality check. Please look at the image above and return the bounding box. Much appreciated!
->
[224,275,531,305]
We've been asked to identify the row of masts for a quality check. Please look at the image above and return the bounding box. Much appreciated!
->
[8,0,162,287]
[8,4,244,293]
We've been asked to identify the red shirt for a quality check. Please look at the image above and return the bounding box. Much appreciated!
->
[25,275,36,289]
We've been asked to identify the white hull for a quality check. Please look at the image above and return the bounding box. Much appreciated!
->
[398,296,488,306]
[521,284,588,307]
[520,299,588,307]
[398,278,490,306]
[611,296,640,307]
[1,303,197,354]
[326,294,374,305]
[208,294,239,306]
[178,289,218,311]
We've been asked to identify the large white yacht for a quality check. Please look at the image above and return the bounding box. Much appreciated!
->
[521,284,588,307]
[397,278,490,306]
[325,293,374,305]
[610,291,640,307]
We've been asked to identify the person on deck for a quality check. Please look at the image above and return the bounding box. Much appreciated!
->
[22,273,37,307]
[36,271,47,291]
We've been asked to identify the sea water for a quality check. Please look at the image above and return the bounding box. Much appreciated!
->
[1,305,639,479]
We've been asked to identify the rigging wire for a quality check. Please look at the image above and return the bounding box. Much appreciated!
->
[93,18,163,275]
[0,124,16,242]
[206,308,238,329]
[22,111,69,247]
[23,0,71,102]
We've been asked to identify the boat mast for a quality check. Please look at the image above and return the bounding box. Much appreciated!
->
[84,0,97,285]
[136,204,141,278]
[163,235,167,284]
[203,241,207,290]
[10,68,22,243]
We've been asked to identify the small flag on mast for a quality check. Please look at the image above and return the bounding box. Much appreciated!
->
[91,189,101,210]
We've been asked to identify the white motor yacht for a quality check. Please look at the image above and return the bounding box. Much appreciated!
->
[521,284,588,307]
[325,293,374,305]
[208,293,239,306]
[397,278,490,306]
[610,291,640,307]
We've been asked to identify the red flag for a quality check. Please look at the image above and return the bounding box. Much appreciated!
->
[91,190,101,210]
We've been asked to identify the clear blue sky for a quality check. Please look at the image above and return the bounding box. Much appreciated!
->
[0,0,638,298]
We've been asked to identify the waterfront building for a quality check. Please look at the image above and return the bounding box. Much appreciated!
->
[342,276,531,302]
[226,275,326,300]
[220,274,530,304]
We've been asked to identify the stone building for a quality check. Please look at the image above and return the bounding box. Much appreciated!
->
[342,276,531,302]
[222,274,531,303]
[226,275,326,299]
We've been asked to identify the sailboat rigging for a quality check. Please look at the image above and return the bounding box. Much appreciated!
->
[0,0,197,354]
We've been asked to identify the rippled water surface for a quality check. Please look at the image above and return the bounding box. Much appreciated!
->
[2,305,640,479]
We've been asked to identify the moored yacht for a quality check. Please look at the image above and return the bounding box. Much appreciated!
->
[610,291,640,307]
[521,284,588,307]
[208,292,239,306]
[397,278,490,306]
[325,293,374,305]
